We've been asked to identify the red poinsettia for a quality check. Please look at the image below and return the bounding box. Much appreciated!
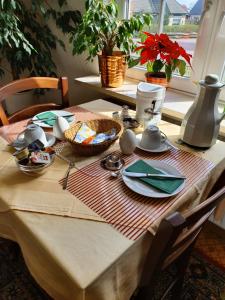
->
[135,32,192,81]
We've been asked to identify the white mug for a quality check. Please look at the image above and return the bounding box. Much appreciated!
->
[19,124,48,146]
[140,125,166,150]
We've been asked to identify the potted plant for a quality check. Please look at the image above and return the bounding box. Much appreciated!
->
[70,0,151,88]
[134,32,192,87]
[0,0,81,81]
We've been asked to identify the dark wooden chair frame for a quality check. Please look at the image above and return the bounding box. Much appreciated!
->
[131,170,225,300]
[0,76,69,125]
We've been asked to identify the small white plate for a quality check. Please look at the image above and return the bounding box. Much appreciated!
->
[12,133,56,150]
[122,160,185,198]
[136,134,171,153]
[32,110,75,128]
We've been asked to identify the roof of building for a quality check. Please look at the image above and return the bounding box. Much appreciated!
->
[130,0,187,15]
[190,0,204,15]
[166,0,188,14]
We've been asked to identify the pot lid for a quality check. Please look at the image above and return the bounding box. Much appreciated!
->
[137,82,165,98]
[200,74,225,88]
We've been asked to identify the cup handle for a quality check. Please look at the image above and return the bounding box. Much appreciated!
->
[160,131,167,142]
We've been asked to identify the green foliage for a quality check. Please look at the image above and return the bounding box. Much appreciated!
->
[164,24,199,34]
[143,58,187,81]
[70,0,151,66]
[0,0,81,79]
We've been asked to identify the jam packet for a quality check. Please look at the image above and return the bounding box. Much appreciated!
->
[91,129,116,144]
[74,123,96,143]
[30,151,51,164]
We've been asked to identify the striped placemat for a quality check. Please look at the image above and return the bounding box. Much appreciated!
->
[60,148,215,240]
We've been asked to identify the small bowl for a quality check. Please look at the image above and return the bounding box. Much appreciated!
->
[16,155,55,175]
[101,154,125,171]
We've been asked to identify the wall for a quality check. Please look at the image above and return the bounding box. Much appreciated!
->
[50,0,105,106]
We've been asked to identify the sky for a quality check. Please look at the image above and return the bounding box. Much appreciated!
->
[177,0,198,9]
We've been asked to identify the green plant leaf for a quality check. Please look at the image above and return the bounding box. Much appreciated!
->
[165,64,172,81]
[178,60,186,76]
[147,61,153,72]
[153,60,164,72]
[128,58,140,68]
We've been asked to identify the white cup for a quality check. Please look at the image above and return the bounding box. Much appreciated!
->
[19,124,48,146]
[140,125,167,150]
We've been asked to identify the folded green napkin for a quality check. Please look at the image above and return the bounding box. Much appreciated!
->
[125,160,184,194]
[36,111,56,126]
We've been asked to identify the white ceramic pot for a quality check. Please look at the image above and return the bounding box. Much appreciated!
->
[119,129,137,155]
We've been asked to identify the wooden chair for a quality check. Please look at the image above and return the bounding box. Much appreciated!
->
[0,77,69,125]
[131,184,225,300]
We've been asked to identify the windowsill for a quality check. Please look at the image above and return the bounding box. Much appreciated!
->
[74,75,225,138]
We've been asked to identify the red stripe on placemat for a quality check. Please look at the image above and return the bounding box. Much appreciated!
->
[59,148,214,240]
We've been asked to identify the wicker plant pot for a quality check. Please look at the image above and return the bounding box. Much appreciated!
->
[64,119,123,156]
[145,72,168,88]
[98,51,126,88]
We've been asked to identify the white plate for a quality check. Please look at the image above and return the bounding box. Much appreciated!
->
[32,110,75,128]
[122,160,185,198]
[136,134,171,153]
[12,133,56,150]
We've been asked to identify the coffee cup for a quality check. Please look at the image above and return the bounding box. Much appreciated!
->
[18,124,48,146]
[140,125,167,150]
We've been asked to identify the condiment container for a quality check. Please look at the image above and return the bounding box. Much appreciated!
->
[119,129,137,155]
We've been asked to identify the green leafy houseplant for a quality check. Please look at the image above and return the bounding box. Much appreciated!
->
[0,0,81,80]
[70,0,151,87]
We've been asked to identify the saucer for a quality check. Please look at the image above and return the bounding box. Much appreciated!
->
[136,134,172,153]
[12,133,56,150]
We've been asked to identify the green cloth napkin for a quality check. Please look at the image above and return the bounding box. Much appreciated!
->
[36,111,56,126]
[125,160,184,194]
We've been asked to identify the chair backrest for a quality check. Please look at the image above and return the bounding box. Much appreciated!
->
[0,77,69,125]
[138,185,225,296]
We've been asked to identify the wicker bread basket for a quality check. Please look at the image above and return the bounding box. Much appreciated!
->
[64,119,123,156]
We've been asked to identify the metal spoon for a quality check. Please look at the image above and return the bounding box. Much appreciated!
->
[165,139,179,150]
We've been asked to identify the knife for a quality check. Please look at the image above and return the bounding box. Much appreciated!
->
[122,171,186,180]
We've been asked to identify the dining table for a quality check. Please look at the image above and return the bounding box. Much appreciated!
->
[0,99,225,300]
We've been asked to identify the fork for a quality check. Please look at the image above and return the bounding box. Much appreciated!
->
[63,161,76,190]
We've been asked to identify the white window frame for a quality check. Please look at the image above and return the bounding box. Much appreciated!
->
[122,0,225,101]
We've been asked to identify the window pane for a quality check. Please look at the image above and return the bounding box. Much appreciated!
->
[128,0,159,33]
[128,0,205,77]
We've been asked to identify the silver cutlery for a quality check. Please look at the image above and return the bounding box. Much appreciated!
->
[165,140,179,150]
[63,161,76,190]
[122,171,186,180]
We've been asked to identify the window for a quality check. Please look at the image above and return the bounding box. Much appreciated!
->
[125,0,225,101]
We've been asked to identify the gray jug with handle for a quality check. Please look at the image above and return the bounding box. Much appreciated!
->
[180,74,225,148]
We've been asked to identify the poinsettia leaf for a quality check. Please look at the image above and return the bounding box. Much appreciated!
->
[165,64,172,81]
[178,60,186,76]
[172,58,180,71]
[153,60,164,72]
[147,61,153,72]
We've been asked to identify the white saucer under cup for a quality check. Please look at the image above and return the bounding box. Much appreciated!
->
[136,134,171,153]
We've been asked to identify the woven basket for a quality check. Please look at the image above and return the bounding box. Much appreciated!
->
[145,72,168,88]
[98,51,126,88]
[64,119,123,156]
